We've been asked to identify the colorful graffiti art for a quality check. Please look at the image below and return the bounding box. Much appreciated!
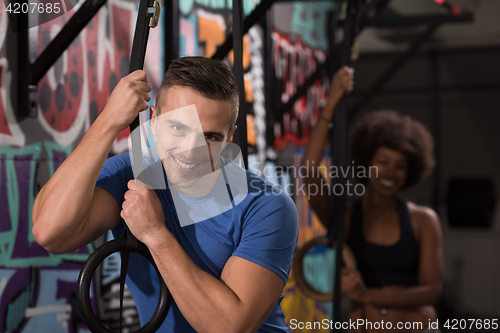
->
[0,59,25,147]
[0,143,95,332]
[0,0,341,331]
[0,0,165,330]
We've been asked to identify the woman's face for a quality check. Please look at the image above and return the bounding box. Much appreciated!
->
[368,147,408,196]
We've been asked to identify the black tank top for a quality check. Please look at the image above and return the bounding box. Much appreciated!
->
[346,199,420,288]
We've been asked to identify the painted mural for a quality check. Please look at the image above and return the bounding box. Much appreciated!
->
[0,0,163,330]
[0,0,337,331]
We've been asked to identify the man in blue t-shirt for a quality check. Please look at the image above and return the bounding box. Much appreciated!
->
[33,56,298,332]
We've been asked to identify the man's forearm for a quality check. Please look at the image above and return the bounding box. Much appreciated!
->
[32,115,120,252]
[147,229,260,333]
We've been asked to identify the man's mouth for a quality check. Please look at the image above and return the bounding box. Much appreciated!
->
[173,156,197,169]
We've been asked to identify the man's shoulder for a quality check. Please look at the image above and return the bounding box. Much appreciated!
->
[104,153,159,167]
[243,170,296,213]
[105,152,131,166]
[102,153,163,182]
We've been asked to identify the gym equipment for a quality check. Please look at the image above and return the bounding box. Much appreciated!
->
[293,237,356,302]
[76,1,172,332]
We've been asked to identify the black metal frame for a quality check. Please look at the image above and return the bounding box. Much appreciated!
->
[17,0,472,122]
[164,0,178,70]
[274,4,473,122]
[329,1,361,329]
[15,0,178,121]
[350,22,441,116]
[273,0,394,122]
[15,0,109,120]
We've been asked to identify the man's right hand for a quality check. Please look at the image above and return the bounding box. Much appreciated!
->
[102,70,152,131]
[32,71,150,254]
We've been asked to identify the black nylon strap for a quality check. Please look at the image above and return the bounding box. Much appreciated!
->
[119,0,154,331]
[119,241,130,333]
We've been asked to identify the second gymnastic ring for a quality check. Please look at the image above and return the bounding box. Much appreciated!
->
[293,236,356,302]
[77,238,171,333]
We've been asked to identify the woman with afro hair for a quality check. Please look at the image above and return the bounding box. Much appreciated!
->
[302,67,443,333]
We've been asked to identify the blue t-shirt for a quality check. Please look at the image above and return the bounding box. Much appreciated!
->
[96,153,298,332]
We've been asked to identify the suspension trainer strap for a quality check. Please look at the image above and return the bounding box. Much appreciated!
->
[119,0,159,331]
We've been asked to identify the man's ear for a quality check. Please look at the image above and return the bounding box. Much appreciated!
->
[227,125,237,143]
[150,105,158,136]
[221,125,237,151]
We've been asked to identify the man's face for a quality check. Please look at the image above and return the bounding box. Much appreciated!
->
[150,86,236,191]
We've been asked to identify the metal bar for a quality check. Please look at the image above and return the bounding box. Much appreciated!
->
[211,0,275,60]
[264,9,276,169]
[164,0,178,69]
[326,7,338,327]
[29,0,108,85]
[431,51,440,212]
[357,0,393,29]
[333,11,473,27]
[330,0,360,329]
[368,12,473,28]
[350,22,441,117]
[10,3,31,120]
[326,9,337,242]
[232,0,248,169]
[349,82,500,95]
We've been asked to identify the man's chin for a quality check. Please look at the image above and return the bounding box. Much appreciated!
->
[165,169,209,186]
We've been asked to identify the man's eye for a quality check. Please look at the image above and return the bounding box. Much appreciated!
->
[173,125,183,133]
[205,135,215,141]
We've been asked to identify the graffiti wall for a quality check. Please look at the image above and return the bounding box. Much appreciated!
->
[1,0,334,331]
[271,3,337,332]
[0,0,164,330]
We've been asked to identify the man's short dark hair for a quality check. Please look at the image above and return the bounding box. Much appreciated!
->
[156,56,239,128]
[349,110,435,189]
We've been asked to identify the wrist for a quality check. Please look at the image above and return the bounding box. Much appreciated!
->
[98,106,131,134]
[145,225,174,253]
[318,115,334,129]
[93,112,123,137]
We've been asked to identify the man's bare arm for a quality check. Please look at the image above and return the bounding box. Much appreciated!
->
[32,70,151,253]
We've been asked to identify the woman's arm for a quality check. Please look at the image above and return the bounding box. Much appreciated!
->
[302,66,354,224]
[342,207,444,308]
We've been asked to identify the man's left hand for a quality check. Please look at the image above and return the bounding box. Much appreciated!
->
[121,179,166,245]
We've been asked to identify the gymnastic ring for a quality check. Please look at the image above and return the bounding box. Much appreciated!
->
[77,238,171,333]
[293,236,356,302]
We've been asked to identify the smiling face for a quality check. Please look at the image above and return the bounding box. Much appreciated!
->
[368,147,408,196]
[150,86,236,193]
